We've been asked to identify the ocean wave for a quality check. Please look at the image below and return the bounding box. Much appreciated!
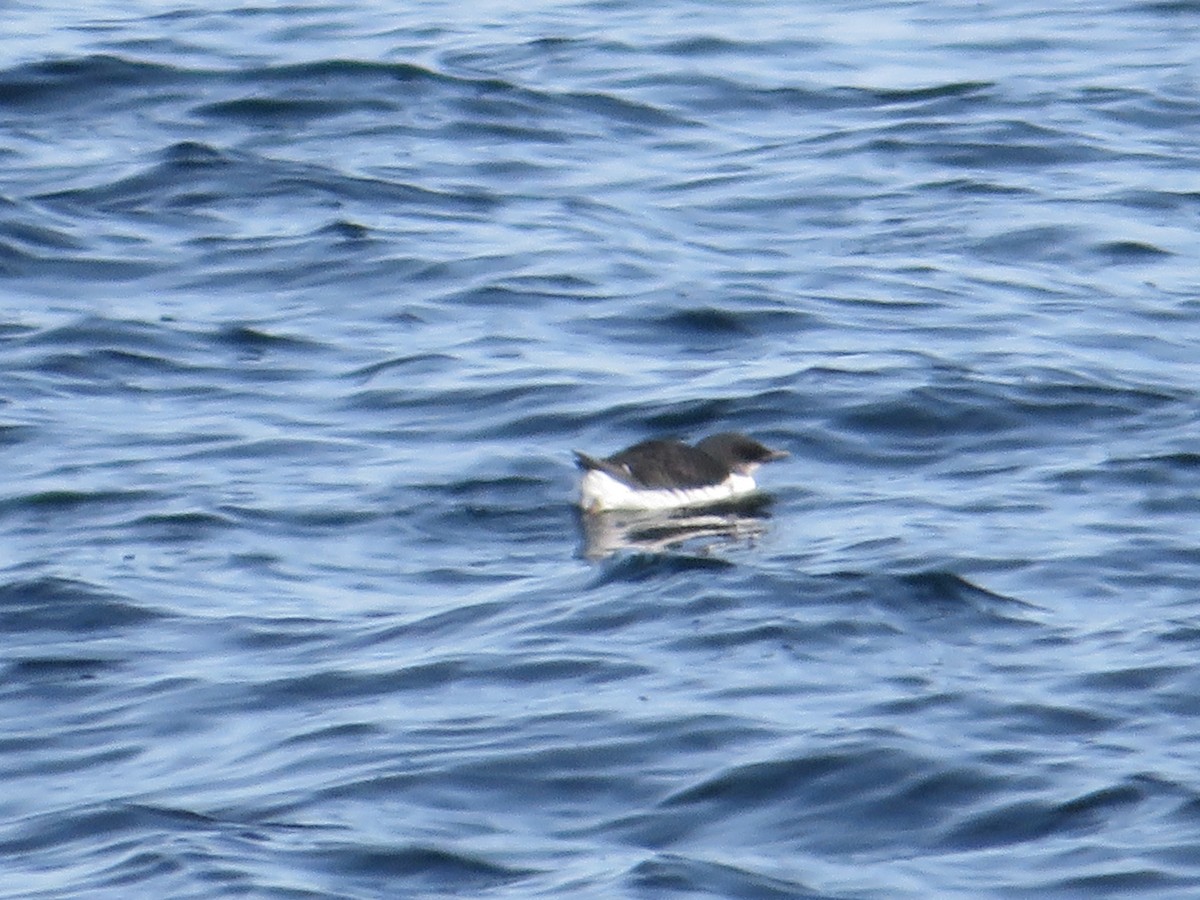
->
[0,577,162,633]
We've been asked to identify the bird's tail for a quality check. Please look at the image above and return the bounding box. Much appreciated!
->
[573,450,604,471]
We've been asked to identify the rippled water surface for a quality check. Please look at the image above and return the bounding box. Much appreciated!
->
[4,2,1200,897]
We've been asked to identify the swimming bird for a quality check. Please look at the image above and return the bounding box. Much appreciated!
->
[574,432,787,512]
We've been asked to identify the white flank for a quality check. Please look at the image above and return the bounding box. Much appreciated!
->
[578,469,757,512]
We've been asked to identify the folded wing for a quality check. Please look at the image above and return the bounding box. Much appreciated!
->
[577,439,729,489]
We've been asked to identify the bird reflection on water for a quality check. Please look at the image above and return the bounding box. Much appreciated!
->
[576,496,774,560]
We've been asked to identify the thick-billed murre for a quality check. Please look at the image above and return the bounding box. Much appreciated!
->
[574,432,787,512]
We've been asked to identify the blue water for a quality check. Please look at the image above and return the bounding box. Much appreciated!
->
[3,2,1200,897]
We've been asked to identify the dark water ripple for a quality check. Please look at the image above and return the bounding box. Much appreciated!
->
[4,2,1200,898]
